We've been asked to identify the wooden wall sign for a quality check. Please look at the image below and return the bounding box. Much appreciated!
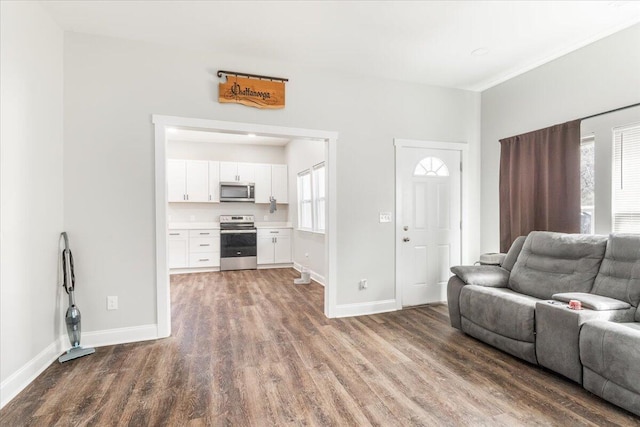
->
[218,73,286,109]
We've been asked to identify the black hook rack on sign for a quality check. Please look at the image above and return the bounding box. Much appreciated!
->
[217,70,289,83]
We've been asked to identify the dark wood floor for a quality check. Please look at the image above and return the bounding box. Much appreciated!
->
[1,268,639,426]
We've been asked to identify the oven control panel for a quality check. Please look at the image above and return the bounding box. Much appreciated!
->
[220,215,254,223]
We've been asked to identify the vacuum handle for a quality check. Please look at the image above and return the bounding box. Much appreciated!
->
[60,232,76,295]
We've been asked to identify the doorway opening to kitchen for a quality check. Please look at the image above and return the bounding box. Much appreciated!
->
[152,116,338,338]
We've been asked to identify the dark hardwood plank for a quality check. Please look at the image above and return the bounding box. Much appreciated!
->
[1,268,638,426]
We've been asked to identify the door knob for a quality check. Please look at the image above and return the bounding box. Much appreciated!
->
[403,237,410,242]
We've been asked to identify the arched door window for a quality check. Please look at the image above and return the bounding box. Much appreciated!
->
[413,157,449,177]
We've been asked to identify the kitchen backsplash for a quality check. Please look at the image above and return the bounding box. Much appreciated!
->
[168,203,289,223]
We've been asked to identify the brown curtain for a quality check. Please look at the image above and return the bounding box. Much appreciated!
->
[499,120,581,252]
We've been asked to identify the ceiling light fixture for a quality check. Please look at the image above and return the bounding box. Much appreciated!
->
[248,133,256,137]
[471,48,489,56]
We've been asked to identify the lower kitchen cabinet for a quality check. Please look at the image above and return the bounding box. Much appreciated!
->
[168,230,188,268]
[168,229,220,269]
[257,228,292,265]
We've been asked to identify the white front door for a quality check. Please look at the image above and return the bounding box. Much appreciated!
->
[398,147,461,307]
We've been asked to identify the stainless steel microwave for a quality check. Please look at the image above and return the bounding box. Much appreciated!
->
[220,182,255,202]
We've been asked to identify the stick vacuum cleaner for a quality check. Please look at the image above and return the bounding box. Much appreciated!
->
[58,232,95,363]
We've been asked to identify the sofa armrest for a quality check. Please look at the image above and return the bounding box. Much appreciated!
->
[552,292,631,311]
[450,265,510,288]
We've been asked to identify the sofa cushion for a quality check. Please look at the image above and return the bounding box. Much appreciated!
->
[583,368,640,417]
[551,292,631,311]
[508,231,607,300]
[591,233,640,308]
[459,285,538,343]
[637,307,640,322]
[580,320,640,396]
[450,265,510,287]
[501,235,526,272]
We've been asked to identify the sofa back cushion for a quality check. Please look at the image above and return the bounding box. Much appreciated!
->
[501,235,526,272]
[509,231,607,300]
[591,234,640,308]
[636,306,640,322]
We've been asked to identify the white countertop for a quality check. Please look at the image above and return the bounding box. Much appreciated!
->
[169,222,220,230]
[168,222,292,230]
[255,222,292,229]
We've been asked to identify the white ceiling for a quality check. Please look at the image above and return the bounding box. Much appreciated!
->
[41,1,640,91]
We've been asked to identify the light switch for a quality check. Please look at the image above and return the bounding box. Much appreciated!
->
[379,212,392,223]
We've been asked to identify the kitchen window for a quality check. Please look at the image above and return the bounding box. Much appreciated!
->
[297,170,313,230]
[313,163,326,232]
[297,162,326,233]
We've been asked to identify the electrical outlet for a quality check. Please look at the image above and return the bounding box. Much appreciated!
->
[304,253,309,258]
[107,296,118,310]
[359,279,368,290]
[379,212,392,223]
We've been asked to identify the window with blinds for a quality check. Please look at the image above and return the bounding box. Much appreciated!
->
[297,170,313,230]
[613,123,640,233]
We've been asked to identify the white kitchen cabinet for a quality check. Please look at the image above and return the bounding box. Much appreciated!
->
[167,160,187,202]
[257,228,292,265]
[186,161,209,202]
[271,164,288,204]
[220,162,255,183]
[168,230,188,268]
[168,159,219,203]
[254,164,288,204]
[208,161,220,202]
[188,229,220,268]
[254,164,272,204]
[169,229,220,269]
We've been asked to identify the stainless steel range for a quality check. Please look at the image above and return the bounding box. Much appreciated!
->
[219,215,257,271]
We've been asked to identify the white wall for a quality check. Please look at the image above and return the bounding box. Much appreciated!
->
[481,24,640,252]
[0,1,64,405]
[63,31,480,332]
[166,141,289,223]
[285,139,326,280]
[167,140,286,164]
[167,203,289,224]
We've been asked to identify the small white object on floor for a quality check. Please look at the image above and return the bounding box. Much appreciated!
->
[294,270,311,285]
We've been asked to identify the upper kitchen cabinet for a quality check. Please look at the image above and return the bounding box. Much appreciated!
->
[271,164,288,204]
[168,159,219,203]
[167,159,187,202]
[208,161,220,202]
[254,164,271,203]
[220,162,255,183]
[254,164,288,204]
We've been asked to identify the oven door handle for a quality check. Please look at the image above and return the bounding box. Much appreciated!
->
[220,229,257,234]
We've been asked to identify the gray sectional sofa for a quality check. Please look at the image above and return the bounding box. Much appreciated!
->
[447,231,640,416]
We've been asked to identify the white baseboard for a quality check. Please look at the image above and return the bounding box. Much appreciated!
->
[333,299,398,318]
[169,267,219,275]
[0,324,159,410]
[257,263,294,270]
[82,324,159,348]
[1,335,66,409]
[293,262,325,286]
